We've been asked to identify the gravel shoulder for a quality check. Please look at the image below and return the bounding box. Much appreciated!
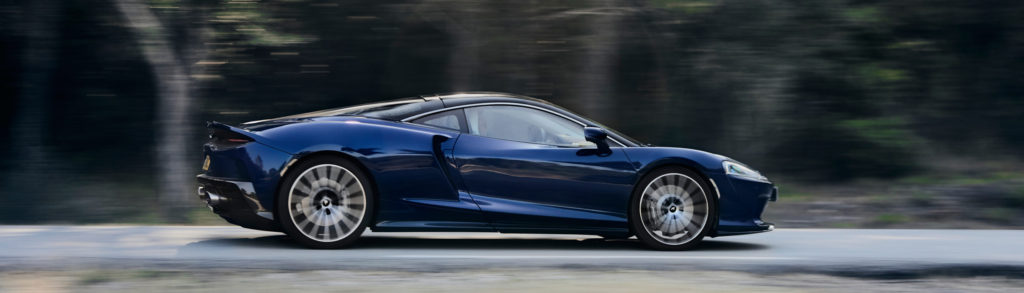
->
[4,269,1024,293]
[3,226,1024,292]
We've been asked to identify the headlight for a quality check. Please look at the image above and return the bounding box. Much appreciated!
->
[723,161,769,182]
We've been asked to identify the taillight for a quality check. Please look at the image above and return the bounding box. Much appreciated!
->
[208,128,254,148]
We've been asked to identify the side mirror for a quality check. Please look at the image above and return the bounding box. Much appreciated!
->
[584,127,608,143]
[580,127,612,157]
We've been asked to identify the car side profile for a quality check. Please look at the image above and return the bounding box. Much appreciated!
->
[197,92,777,250]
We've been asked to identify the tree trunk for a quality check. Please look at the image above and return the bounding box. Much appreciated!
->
[575,0,622,122]
[12,0,59,167]
[113,0,193,221]
[3,0,61,222]
[446,1,480,91]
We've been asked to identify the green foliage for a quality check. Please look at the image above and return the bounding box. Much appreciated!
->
[77,271,115,285]
[5,0,1024,223]
[651,0,715,14]
[982,208,1015,223]
[843,5,883,24]
[213,7,313,46]
[829,222,857,228]
[837,117,918,149]
[873,213,909,225]
[1010,188,1024,207]
[856,63,907,84]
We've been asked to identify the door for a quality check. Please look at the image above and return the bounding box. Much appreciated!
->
[451,105,637,232]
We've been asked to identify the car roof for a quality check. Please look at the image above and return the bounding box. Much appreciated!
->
[423,92,552,107]
[255,92,546,122]
[252,92,641,146]
[415,92,580,120]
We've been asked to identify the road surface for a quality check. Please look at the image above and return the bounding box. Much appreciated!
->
[1,226,1022,277]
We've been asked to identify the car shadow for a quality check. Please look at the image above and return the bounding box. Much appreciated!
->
[181,234,769,251]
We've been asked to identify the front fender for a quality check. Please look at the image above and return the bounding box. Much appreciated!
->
[622,147,773,236]
[623,147,730,176]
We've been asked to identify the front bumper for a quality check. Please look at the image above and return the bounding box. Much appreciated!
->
[711,174,778,237]
[716,219,775,236]
[197,174,280,232]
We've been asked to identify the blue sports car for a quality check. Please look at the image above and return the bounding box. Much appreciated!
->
[197,92,777,250]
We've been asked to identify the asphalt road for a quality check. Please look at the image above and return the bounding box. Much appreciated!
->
[1,226,1022,277]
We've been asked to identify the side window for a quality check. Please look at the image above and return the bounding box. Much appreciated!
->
[464,105,586,147]
[412,110,465,131]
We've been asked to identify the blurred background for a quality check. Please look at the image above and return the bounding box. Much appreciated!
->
[1,0,1022,228]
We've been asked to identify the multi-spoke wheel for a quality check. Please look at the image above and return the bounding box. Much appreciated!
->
[630,167,716,250]
[276,156,374,249]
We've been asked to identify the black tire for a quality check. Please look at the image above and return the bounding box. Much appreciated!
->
[276,155,374,249]
[629,167,717,250]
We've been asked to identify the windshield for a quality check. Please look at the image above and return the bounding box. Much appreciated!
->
[538,101,645,146]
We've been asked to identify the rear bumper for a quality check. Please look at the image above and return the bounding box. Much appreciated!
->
[196,174,280,232]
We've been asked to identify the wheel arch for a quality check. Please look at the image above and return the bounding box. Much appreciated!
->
[272,150,380,227]
[628,162,721,238]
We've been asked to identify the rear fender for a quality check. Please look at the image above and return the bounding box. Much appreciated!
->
[252,118,477,225]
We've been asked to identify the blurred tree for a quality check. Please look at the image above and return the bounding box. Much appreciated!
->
[113,0,204,221]
[3,0,1024,223]
[443,0,482,91]
[2,0,61,222]
[573,0,624,123]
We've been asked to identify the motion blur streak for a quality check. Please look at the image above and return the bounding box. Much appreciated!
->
[2,226,1024,270]
[2,0,1022,291]
[2,0,1023,228]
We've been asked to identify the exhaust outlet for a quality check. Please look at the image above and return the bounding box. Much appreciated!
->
[197,185,227,206]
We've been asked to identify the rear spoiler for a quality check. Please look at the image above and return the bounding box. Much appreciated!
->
[207,121,241,131]
[206,121,257,142]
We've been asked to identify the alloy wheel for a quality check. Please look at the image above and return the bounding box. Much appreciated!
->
[287,164,367,242]
[638,173,710,246]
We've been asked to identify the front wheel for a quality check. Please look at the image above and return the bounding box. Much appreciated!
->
[629,167,716,250]
[276,156,374,249]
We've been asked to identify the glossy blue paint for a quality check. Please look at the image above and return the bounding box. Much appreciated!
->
[715,175,776,235]
[618,147,775,235]
[253,117,491,228]
[620,146,733,174]
[198,94,776,237]
[202,141,291,211]
[452,134,637,231]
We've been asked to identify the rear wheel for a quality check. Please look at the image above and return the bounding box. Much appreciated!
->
[630,167,716,250]
[276,156,373,249]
